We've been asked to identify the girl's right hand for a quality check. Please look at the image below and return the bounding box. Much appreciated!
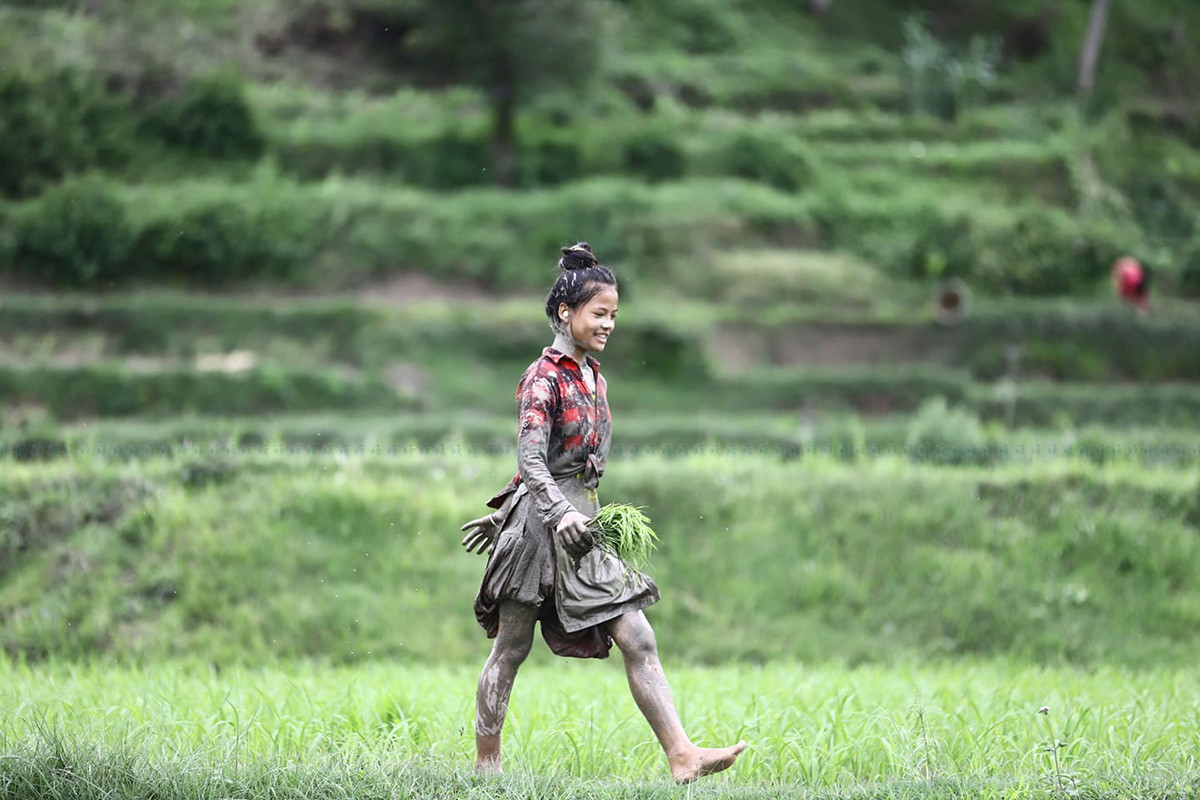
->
[555,510,592,556]
[460,511,503,555]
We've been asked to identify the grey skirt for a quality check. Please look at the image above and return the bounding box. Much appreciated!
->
[473,474,660,659]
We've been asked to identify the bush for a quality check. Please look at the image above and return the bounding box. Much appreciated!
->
[1178,241,1200,298]
[140,73,265,160]
[414,131,492,188]
[972,211,1117,296]
[274,127,582,188]
[904,213,978,281]
[906,397,990,465]
[714,130,813,192]
[10,177,135,287]
[0,205,14,270]
[131,201,311,286]
[274,136,409,180]
[902,16,1000,121]
[0,365,407,420]
[1123,174,1199,241]
[622,130,687,183]
[615,321,707,378]
[0,70,133,198]
[520,132,584,186]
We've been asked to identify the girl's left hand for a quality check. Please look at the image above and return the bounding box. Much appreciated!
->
[555,510,593,556]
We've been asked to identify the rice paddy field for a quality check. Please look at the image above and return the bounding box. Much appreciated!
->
[3,659,1200,799]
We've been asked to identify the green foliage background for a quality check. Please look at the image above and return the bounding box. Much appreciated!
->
[0,0,1198,295]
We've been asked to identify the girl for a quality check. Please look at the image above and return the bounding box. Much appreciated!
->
[459,242,747,783]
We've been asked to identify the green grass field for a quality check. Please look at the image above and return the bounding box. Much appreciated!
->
[1,445,1198,796]
[3,660,1199,798]
[4,449,1199,667]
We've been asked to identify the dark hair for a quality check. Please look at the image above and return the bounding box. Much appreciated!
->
[544,242,617,330]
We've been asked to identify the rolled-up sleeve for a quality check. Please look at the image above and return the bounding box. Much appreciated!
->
[517,374,575,529]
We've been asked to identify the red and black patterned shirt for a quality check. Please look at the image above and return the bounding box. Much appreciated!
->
[513,346,612,528]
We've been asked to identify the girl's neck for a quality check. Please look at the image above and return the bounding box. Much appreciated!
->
[551,331,586,365]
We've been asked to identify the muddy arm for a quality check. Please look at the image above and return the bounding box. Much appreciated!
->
[516,375,576,529]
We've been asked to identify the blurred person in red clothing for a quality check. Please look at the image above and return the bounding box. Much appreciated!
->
[1112,256,1149,315]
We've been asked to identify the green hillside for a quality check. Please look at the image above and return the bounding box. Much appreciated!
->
[2,0,1200,298]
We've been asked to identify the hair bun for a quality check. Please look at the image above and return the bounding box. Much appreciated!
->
[558,242,598,271]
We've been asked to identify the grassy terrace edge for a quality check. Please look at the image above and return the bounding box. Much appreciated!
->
[2,452,1197,665]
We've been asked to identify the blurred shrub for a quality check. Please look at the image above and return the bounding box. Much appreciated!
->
[131,200,311,286]
[887,208,1119,296]
[713,130,814,192]
[903,213,977,281]
[968,382,1200,428]
[0,205,14,270]
[414,130,492,188]
[1179,242,1200,298]
[0,69,272,198]
[140,73,265,160]
[277,126,567,188]
[11,177,134,287]
[1060,314,1200,382]
[736,368,970,415]
[274,136,408,180]
[520,131,585,186]
[622,130,687,183]
[1,172,1129,296]
[1123,174,1198,241]
[618,321,707,378]
[0,365,407,420]
[901,16,946,116]
[905,396,990,465]
[0,69,132,198]
[902,17,1000,121]
[973,211,1117,296]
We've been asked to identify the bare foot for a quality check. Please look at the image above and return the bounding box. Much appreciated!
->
[474,756,503,776]
[669,741,748,784]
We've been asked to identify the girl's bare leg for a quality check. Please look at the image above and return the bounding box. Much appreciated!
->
[475,601,538,773]
[607,610,747,783]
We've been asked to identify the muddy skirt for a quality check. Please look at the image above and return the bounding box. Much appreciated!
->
[473,474,660,659]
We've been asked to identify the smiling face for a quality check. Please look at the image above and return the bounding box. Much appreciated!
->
[561,285,618,354]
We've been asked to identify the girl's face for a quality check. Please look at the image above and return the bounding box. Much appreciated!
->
[562,286,618,353]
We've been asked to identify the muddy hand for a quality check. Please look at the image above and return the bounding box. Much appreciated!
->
[460,511,501,555]
[554,510,593,557]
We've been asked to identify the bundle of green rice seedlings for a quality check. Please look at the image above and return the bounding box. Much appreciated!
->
[588,504,659,570]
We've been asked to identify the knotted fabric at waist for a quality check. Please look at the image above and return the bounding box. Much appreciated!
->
[554,453,604,489]
[488,454,605,512]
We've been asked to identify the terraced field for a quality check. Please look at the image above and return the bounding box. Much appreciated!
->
[3,1,1200,797]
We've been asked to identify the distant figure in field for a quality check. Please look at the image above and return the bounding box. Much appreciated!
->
[458,242,747,783]
[1112,256,1150,315]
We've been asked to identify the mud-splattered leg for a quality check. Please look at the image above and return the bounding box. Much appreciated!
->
[475,601,538,773]
[607,610,747,783]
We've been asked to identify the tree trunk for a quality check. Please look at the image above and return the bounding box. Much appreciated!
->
[1077,0,1111,96]
[490,84,516,186]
